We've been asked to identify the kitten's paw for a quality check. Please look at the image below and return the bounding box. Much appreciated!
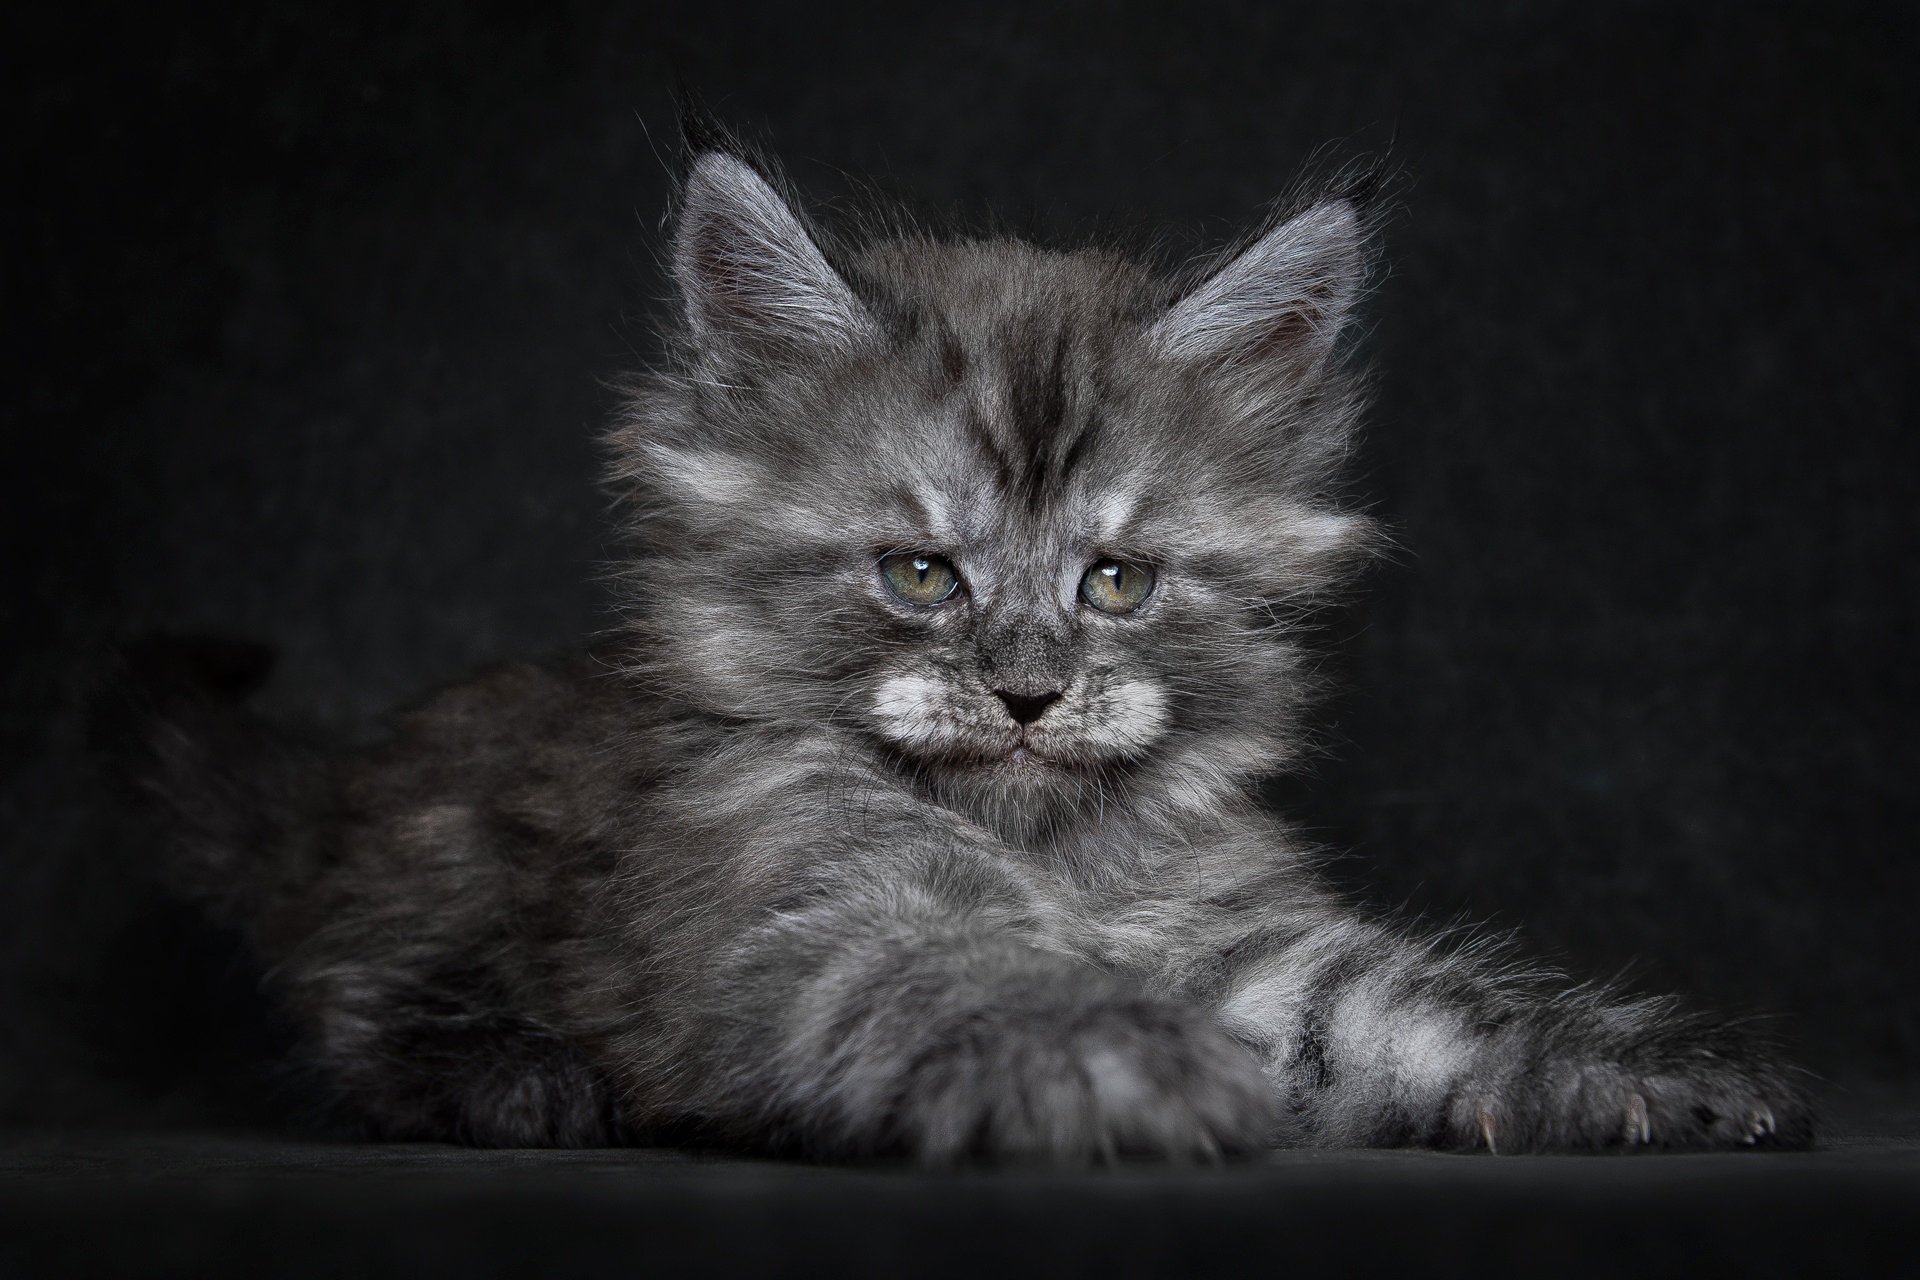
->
[1452,1024,1811,1153]
[881,994,1275,1165]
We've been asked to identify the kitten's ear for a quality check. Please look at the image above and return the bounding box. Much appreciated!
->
[672,152,874,358]
[1150,198,1367,382]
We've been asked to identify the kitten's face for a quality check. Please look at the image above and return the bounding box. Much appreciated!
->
[618,153,1373,823]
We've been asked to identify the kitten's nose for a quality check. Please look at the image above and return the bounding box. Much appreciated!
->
[994,689,1061,726]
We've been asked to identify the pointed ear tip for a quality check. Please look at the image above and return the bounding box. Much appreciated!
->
[1334,167,1386,210]
[681,151,782,214]
[1261,195,1364,247]
[686,150,754,184]
[1307,194,1365,233]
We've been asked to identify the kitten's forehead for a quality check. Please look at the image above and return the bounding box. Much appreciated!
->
[850,239,1184,548]
[897,352,1153,557]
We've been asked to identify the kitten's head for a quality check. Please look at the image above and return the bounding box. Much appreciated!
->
[612,147,1379,830]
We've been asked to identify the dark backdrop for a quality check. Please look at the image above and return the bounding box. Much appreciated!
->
[6,0,1915,1128]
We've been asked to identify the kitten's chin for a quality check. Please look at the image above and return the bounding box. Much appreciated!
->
[945,742,1087,787]
[977,739,1074,772]
[890,737,1061,779]
[912,747,1047,777]
[880,731,1116,788]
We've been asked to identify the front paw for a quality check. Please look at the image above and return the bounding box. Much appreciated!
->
[1451,1017,1812,1153]
[879,992,1275,1164]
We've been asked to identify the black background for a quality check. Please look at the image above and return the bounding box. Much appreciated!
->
[6,0,1916,1131]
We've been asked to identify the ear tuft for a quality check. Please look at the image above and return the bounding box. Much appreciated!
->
[672,152,873,358]
[1151,198,1367,382]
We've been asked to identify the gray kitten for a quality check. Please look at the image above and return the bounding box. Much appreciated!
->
[125,139,1810,1159]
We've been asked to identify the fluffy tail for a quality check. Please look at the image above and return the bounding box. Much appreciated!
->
[92,635,331,931]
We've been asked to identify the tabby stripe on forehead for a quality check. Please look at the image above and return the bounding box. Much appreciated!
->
[936,330,967,387]
[1002,326,1075,513]
[964,402,1019,494]
[1007,327,1072,449]
[1057,409,1101,484]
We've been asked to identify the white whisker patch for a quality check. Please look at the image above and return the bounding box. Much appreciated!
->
[1090,678,1170,752]
[871,674,962,751]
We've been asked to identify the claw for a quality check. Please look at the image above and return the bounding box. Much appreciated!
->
[1477,1106,1499,1156]
[1624,1092,1651,1146]
[1747,1106,1776,1144]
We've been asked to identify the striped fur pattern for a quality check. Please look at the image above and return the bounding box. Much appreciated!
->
[127,143,1810,1159]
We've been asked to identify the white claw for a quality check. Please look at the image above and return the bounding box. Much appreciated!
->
[1624,1093,1651,1146]
[1478,1106,1500,1156]
[1748,1106,1776,1142]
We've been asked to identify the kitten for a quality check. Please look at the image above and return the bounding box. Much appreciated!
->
[121,136,1810,1159]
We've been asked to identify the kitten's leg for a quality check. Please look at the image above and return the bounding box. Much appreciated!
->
[1210,911,1811,1152]
[301,975,620,1147]
[671,866,1276,1163]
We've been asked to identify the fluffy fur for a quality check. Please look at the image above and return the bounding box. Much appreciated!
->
[120,139,1810,1160]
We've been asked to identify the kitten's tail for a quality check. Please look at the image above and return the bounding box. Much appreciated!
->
[92,634,331,931]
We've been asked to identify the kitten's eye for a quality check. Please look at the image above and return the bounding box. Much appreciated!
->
[880,552,961,606]
[1080,559,1155,614]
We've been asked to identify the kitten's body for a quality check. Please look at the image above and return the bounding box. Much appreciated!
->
[127,142,1809,1158]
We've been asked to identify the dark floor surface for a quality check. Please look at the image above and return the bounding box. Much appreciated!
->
[3,1105,1915,1279]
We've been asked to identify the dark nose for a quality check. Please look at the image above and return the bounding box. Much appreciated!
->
[994,689,1061,726]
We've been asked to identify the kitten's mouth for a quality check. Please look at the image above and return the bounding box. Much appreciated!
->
[934,737,1055,769]
[893,729,1081,773]
[995,736,1066,768]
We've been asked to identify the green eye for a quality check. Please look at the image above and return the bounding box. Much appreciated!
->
[1080,559,1155,614]
[880,552,961,605]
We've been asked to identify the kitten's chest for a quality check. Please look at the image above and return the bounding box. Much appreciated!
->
[1006,820,1296,990]
[1019,855,1230,985]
